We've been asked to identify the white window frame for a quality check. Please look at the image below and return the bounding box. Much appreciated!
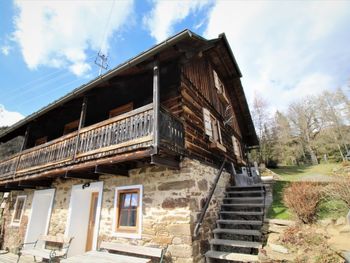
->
[113,184,143,239]
[11,195,27,227]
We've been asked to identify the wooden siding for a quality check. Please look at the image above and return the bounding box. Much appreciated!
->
[180,57,244,164]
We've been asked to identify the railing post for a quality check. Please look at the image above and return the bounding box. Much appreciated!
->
[73,96,88,160]
[152,59,160,154]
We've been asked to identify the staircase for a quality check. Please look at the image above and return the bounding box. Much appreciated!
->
[205,184,265,263]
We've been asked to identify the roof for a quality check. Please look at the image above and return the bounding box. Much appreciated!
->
[0,29,257,145]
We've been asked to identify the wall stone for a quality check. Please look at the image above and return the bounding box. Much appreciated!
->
[1,158,231,262]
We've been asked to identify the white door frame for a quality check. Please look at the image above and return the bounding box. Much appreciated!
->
[65,181,103,252]
[24,188,56,243]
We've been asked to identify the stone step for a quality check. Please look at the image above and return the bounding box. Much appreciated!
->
[220,211,264,216]
[222,203,265,208]
[224,197,264,202]
[225,191,264,195]
[210,239,262,249]
[227,185,264,190]
[216,219,263,225]
[205,250,259,262]
[213,228,261,236]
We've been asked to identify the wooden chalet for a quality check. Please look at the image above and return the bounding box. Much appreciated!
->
[0,30,258,263]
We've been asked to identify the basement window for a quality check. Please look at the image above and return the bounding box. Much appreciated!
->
[11,195,26,227]
[113,185,143,239]
[203,108,226,152]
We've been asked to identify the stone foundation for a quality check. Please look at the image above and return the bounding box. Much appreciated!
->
[1,158,231,262]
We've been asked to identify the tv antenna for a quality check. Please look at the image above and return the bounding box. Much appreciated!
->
[95,51,109,76]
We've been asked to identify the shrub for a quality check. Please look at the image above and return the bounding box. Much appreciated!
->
[325,175,350,208]
[283,182,322,224]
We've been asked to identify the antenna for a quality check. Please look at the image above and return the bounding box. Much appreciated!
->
[95,51,109,76]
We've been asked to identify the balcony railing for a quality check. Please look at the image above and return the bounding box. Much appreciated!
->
[0,103,184,180]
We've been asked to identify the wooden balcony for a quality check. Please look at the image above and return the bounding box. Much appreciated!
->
[0,103,184,182]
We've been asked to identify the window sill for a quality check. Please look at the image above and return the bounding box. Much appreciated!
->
[210,142,227,152]
[10,222,20,227]
[112,231,141,239]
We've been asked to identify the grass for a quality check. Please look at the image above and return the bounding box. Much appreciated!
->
[267,163,347,220]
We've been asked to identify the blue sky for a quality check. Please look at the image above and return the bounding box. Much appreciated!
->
[1,0,350,126]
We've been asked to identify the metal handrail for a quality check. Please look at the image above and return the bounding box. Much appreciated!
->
[193,158,226,237]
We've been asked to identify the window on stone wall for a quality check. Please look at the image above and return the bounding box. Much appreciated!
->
[11,195,26,226]
[114,185,142,238]
[203,108,226,152]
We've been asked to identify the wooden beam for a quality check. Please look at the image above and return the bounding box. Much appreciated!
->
[94,165,129,176]
[64,170,99,181]
[151,155,180,169]
[73,96,88,160]
[0,188,10,192]
[4,183,24,191]
[18,180,52,188]
[153,59,160,152]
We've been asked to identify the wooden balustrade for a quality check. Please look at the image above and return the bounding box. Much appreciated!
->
[0,104,184,179]
[159,107,185,154]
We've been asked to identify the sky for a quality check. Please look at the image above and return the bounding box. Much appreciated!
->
[1,0,350,126]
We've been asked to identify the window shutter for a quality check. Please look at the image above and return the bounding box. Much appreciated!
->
[213,70,221,91]
[218,123,223,144]
[203,108,213,137]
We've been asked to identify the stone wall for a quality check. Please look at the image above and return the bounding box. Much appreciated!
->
[1,158,232,262]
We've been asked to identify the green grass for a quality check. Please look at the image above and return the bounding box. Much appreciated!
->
[267,163,346,220]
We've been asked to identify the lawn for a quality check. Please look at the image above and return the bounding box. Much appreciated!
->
[267,163,348,220]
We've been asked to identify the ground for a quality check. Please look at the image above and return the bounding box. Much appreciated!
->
[261,162,350,263]
[266,163,349,220]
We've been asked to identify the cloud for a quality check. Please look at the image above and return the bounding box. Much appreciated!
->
[144,0,212,43]
[1,45,11,56]
[12,0,134,76]
[0,105,24,127]
[204,1,350,111]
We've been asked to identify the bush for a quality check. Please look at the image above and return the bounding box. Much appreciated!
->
[325,175,350,208]
[283,182,322,224]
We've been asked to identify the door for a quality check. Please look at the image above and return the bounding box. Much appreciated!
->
[65,181,103,257]
[85,192,99,251]
[24,189,55,246]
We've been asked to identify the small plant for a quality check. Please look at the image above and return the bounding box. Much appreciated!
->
[325,175,350,208]
[283,182,322,224]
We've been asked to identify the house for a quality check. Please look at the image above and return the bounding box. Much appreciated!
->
[0,30,258,262]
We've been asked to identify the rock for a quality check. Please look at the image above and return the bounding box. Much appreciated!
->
[339,225,350,233]
[319,218,333,226]
[268,224,289,234]
[269,243,289,254]
[336,217,346,226]
[343,251,350,263]
[265,219,296,227]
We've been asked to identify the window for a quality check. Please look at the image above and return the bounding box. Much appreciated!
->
[109,102,133,118]
[63,120,79,135]
[213,70,229,104]
[34,136,47,146]
[232,136,243,159]
[114,185,142,238]
[11,195,26,226]
[203,108,226,152]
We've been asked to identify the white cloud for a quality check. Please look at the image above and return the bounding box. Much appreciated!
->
[0,105,24,127]
[144,0,212,43]
[1,45,11,56]
[204,1,350,111]
[13,0,134,76]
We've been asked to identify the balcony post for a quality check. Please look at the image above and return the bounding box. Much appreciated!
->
[12,124,31,178]
[152,59,160,154]
[73,96,88,159]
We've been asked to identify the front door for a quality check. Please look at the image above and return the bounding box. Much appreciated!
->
[65,181,103,257]
[85,192,99,251]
